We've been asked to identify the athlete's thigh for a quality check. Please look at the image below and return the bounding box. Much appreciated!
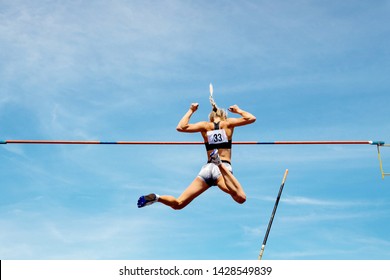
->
[177,177,210,203]
[215,176,230,194]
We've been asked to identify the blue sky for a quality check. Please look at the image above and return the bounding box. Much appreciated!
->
[1,0,390,260]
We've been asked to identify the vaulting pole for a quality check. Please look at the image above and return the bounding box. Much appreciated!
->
[259,169,289,260]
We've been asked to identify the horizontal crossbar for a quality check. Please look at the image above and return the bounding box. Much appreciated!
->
[0,140,384,145]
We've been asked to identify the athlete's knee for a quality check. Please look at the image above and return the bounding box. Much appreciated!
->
[233,193,246,204]
[172,204,185,210]
[171,200,186,210]
[237,195,247,204]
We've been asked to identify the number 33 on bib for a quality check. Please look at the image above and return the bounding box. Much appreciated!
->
[207,129,228,144]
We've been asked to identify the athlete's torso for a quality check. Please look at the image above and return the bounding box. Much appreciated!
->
[201,121,234,162]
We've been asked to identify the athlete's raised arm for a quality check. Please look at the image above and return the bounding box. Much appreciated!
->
[226,105,256,127]
[176,103,208,133]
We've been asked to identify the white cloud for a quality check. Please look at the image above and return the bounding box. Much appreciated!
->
[281,196,381,207]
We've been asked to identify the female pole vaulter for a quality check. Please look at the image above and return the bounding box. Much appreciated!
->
[137,88,256,209]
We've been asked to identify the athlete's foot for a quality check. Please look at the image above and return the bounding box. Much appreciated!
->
[210,149,222,165]
[137,193,158,208]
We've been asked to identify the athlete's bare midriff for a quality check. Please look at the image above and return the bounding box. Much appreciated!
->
[206,148,232,162]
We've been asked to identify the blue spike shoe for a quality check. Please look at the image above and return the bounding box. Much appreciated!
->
[137,193,158,208]
[210,149,222,165]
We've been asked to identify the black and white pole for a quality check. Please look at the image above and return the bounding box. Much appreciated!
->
[258,169,289,260]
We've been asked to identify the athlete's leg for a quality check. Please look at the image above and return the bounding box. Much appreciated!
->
[220,164,246,203]
[215,169,246,204]
[157,177,209,210]
[210,150,246,204]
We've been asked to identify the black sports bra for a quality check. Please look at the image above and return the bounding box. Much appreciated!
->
[204,122,232,151]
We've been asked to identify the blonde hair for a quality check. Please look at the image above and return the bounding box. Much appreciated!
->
[209,108,228,122]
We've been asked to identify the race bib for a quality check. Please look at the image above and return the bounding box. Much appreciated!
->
[207,129,228,144]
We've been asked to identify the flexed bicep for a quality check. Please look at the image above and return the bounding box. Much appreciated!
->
[177,121,208,133]
[227,106,256,127]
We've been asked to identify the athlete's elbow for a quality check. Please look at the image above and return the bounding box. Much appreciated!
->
[176,126,186,132]
[246,116,256,124]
